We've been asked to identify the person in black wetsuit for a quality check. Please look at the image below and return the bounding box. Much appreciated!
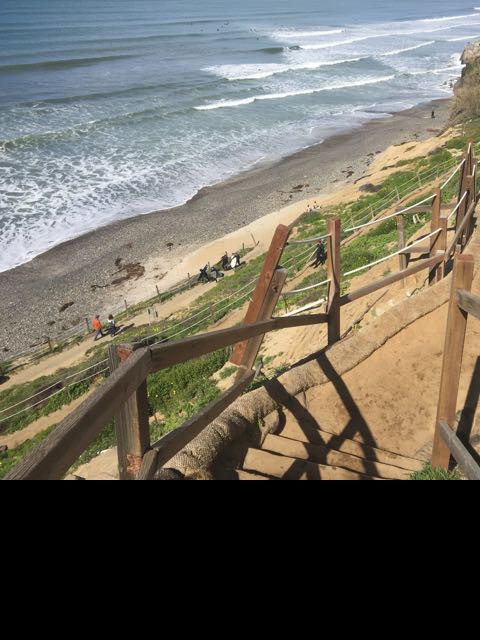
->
[221,252,230,271]
[313,240,326,268]
[198,265,210,283]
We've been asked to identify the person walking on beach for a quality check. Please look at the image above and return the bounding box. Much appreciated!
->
[231,253,241,270]
[107,314,117,336]
[431,109,435,119]
[313,240,326,268]
[92,315,104,341]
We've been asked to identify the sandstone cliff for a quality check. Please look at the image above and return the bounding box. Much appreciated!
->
[452,41,480,123]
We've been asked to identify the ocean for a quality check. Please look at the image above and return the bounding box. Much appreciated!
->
[0,0,478,273]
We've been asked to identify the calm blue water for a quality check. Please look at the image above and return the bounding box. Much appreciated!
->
[1,0,479,272]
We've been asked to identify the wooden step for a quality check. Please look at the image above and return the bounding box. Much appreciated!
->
[279,419,423,472]
[262,435,411,480]
[242,448,383,480]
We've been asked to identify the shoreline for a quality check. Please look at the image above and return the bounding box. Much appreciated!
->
[0,98,452,353]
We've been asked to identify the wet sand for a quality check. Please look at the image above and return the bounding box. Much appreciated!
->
[0,98,451,354]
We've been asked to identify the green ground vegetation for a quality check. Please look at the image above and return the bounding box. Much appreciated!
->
[3,121,480,473]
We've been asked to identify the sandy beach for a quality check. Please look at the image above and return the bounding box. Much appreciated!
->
[0,98,451,354]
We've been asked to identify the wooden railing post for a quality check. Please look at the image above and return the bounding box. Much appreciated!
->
[431,254,474,470]
[436,216,448,283]
[456,144,472,246]
[233,268,288,376]
[429,188,442,285]
[464,174,476,244]
[108,344,151,480]
[327,217,341,345]
[396,214,407,284]
[230,224,291,367]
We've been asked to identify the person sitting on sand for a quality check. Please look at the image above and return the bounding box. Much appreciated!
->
[92,315,104,341]
[108,314,117,336]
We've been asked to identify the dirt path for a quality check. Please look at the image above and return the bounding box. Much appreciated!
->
[0,386,98,450]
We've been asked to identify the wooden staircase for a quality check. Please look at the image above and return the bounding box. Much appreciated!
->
[229,415,424,481]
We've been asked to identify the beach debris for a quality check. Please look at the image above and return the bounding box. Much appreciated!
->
[355,174,372,184]
[115,257,123,267]
[291,183,309,192]
[59,301,74,313]
[111,262,145,285]
[47,320,56,326]
[166,242,174,251]
[360,183,381,193]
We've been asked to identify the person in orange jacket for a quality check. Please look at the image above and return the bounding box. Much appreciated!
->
[92,315,104,341]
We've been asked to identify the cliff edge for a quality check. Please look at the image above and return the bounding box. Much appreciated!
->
[452,41,480,123]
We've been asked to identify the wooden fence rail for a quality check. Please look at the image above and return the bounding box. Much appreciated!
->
[431,255,480,478]
[4,144,478,480]
[437,422,480,481]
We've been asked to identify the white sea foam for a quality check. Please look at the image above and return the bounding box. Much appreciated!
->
[195,76,395,110]
[419,13,480,22]
[275,29,344,38]
[203,57,364,81]
[302,37,371,50]
[408,64,463,76]
[298,25,462,50]
[447,35,480,42]
[380,41,435,57]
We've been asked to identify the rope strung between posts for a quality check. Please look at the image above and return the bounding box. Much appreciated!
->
[448,191,468,221]
[283,278,331,297]
[347,156,460,228]
[287,232,331,246]
[0,367,110,423]
[441,159,466,191]
[0,358,109,417]
[342,228,442,278]
[344,194,435,233]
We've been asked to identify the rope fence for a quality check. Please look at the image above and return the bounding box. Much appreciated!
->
[342,228,442,278]
[283,278,331,297]
[0,366,110,424]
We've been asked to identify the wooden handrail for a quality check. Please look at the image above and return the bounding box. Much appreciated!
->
[456,290,480,321]
[340,253,444,306]
[230,224,291,366]
[446,200,477,257]
[438,422,480,481]
[5,348,151,480]
[150,313,327,372]
[432,254,475,470]
[4,313,327,480]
